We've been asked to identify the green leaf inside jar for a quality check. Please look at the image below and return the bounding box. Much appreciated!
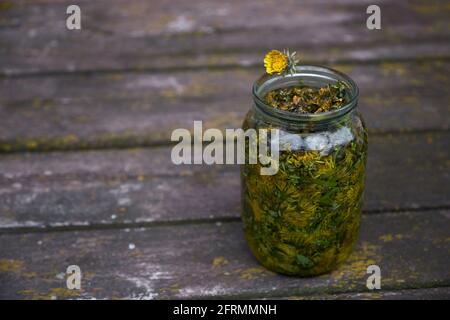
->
[241,81,367,276]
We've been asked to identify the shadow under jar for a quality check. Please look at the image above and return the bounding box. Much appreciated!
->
[241,65,368,276]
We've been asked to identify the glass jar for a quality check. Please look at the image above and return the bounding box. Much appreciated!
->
[241,65,368,276]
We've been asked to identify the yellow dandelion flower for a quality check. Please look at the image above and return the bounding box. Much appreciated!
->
[299,198,318,215]
[264,50,288,75]
[313,156,335,178]
[298,151,321,164]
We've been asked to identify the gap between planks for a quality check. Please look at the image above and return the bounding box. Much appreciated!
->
[1,56,450,80]
[1,206,449,236]
[0,128,448,155]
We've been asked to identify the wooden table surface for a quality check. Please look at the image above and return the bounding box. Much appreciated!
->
[0,0,449,299]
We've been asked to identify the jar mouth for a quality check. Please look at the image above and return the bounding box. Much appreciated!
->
[252,65,359,123]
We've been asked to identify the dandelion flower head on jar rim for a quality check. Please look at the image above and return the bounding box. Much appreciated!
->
[263,49,299,75]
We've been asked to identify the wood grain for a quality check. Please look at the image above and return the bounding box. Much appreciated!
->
[0,0,449,300]
[1,60,449,152]
[1,0,449,75]
[0,132,448,230]
[0,210,448,299]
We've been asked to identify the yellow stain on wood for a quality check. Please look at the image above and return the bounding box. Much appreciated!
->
[30,98,55,110]
[395,234,404,240]
[330,242,379,282]
[0,1,13,11]
[179,170,194,177]
[118,207,128,214]
[61,134,79,144]
[2,129,173,153]
[32,98,41,108]
[14,134,80,152]
[330,64,355,74]
[212,256,229,268]
[0,259,24,273]
[161,89,179,99]
[379,234,393,242]
[379,233,405,242]
[380,62,407,76]
[411,3,450,15]
[236,267,267,280]
[25,140,38,150]
[0,143,12,152]
[360,292,383,300]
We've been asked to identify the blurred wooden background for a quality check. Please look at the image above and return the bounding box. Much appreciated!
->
[0,0,449,299]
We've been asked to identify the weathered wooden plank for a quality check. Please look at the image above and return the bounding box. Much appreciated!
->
[0,132,448,230]
[280,287,450,300]
[1,60,449,152]
[0,210,448,299]
[1,0,449,75]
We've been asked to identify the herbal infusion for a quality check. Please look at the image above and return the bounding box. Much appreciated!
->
[241,50,367,276]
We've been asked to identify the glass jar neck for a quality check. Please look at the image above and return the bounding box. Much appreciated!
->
[252,65,359,130]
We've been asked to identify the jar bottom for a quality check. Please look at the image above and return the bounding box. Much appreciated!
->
[243,228,359,277]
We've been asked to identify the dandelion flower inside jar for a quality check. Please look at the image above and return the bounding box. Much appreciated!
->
[241,49,368,276]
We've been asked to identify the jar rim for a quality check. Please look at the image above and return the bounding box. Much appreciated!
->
[252,65,359,123]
